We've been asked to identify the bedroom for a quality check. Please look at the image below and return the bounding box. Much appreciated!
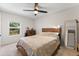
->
[0,3,79,56]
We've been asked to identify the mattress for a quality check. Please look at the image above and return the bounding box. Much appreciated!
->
[17,33,60,56]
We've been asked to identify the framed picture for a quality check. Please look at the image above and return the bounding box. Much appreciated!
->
[9,22,20,35]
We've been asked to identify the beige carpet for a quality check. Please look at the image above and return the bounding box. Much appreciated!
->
[0,43,22,56]
[55,47,79,56]
[0,43,79,56]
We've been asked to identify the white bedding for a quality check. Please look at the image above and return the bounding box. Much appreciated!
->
[38,32,59,37]
[17,32,60,56]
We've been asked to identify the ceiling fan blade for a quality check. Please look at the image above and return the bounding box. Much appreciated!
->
[38,10,48,13]
[23,10,34,11]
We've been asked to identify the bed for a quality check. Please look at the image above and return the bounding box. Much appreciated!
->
[16,28,61,56]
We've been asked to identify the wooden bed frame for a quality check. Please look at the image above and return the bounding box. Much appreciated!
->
[42,28,61,39]
[17,28,61,56]
[42,28,60,32]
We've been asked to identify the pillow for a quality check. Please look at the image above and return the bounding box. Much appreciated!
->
[38,32,59,37]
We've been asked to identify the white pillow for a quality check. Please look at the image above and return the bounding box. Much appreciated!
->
[39,32,59,37]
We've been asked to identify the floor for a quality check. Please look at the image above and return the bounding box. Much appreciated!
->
[55,47,79,56]
[0,43,22,56]
[0,43,79,56]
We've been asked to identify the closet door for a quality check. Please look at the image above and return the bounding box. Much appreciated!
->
[65,20,77,49]
[67,30,75,49]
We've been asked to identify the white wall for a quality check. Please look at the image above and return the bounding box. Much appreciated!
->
[0,12,1,46]
[0,11,34,45]
[35,6,79,45]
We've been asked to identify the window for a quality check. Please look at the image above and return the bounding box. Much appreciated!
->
[9,22,20,35]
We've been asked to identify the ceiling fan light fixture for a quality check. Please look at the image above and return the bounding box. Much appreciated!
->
[34,10,38,15]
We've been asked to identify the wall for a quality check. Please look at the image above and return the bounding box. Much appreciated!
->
[35,6,79,45]
[0,11,34,45]
[0,12,1,46]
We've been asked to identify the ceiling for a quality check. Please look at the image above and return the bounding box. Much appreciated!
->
[0,3,79,19]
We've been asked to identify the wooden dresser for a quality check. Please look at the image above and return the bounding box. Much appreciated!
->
[25,29,36,36]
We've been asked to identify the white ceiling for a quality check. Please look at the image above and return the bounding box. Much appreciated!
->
[0,3,79,19]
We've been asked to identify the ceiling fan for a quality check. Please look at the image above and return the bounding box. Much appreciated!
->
[23,3,48,16]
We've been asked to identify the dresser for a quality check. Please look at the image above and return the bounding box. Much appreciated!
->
[25,29,36,36]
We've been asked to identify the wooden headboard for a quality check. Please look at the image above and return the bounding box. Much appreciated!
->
[42,28,60,32]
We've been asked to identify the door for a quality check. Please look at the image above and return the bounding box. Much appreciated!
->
[67,32,75,49]
[65,20,77,49]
